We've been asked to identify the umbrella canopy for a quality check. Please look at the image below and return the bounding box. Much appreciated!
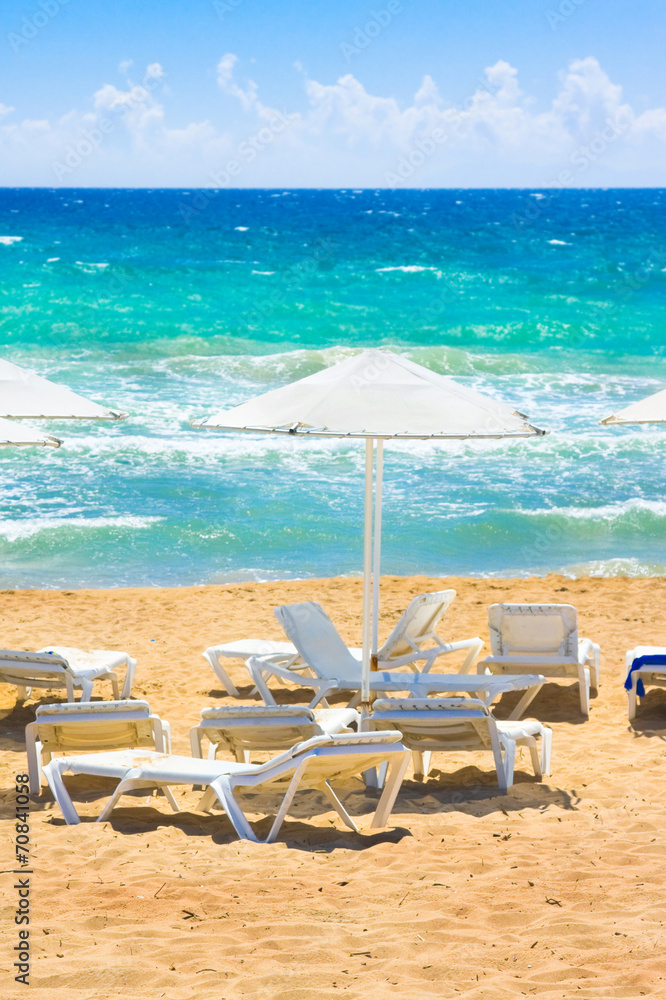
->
[0,416,61,447]
[601,387,666,426]
[195,350,544,439]
[0,358,127,420]
[193,349,546,708]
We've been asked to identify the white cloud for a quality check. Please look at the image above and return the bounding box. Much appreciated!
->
[414,75,440,106]
[217,53,258,112]
[0,55,665,186]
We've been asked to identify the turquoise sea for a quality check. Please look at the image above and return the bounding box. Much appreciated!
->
[1,187,665,589]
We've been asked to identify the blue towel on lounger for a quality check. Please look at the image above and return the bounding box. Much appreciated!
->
[625,654,666,697]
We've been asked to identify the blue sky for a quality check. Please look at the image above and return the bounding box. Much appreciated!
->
[1,0,664,186]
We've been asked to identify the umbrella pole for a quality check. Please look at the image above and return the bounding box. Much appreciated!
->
[372,439,383,654]
[361,437,374,712]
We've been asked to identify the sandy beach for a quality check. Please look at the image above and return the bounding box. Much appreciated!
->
[1,572,665,999]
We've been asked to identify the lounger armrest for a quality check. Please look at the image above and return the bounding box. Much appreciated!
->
[577,638,600,665]
[375,650,435,670]
[377,637,484,672]
[154,718,171,753]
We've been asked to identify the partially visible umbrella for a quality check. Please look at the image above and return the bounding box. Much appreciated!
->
[0,357,127,420]
[193,349,546,710]
[601,387,666,426]
[0,416,61,447]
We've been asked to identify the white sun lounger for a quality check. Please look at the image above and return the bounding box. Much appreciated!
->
[247,602,544,717]
[477,604,600,717]
[370,698,552,792]
[42,732,411,843]
[625,646,666,720]
[202,590,483,696]
[202,640,299,698]
[25,700,171,794]
[190,704,359,762]
[0,646,136,704]
[374,590,484,673]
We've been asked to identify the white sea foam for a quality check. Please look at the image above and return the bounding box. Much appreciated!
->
[521,498,666,522]
[548,239,571,246]
[75,261,110,272]
[561,557,666,578]
[234,226,249,231]
[375,265,442,276]
[0,515,165,544]
[251,270,275,275]
[0,236,23,245]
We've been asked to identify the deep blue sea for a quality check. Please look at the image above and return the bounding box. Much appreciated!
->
[1,187,665,589]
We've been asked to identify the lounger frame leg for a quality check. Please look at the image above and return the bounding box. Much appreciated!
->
[319,781,359,833]
[577,665,590,717]
[363,766,380,789]
[413,751,432,780]
[160,785,180,813]
[262,760,310,843]
[460,638,485,674]
[15,685,30,705]
[507,681,544,721]
[42,765,81,825]
[203,651,240,699]
[190,727,204,759]
[210,776,261,843]
[523,737,542,781]
[247,662,277,706]
[541,726,552,774]
[489,724,508,791]
[79,678,94,702]
[627,686,637,721]
[25,727,42,795]
[500,736,515,790]
[371,751,410,829]
[97,777,157,822]
[366,760,390,790]
[121,657,137,699]
[196,786,218,813]
[99,777,181,821]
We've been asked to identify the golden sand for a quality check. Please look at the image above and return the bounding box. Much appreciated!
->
[1,574,665,999]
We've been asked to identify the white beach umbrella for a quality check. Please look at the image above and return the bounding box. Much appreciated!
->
[0,357,127,420]
[601,387,666,426]
[193,349,545,707]
[0,416,61,447]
